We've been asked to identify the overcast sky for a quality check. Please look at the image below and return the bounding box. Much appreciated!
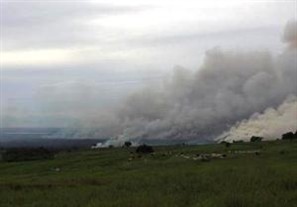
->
[1,0,296,128]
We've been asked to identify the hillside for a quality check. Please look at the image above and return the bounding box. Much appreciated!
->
[0,140,296,207]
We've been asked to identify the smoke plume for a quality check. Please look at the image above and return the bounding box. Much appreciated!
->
[39,20,297,146]
[103,20,297,146]
[217,96,297,142]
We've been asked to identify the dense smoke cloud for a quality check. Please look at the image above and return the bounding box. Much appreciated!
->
[218,96,297,142]
[217,20,297,142]
[26,20,296,145]
[103,20,297,146]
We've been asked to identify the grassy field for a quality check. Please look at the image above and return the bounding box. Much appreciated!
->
[0,141,296,207]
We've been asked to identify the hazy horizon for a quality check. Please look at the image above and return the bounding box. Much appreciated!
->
[1,0,296,145]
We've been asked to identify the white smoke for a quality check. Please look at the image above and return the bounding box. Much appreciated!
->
[217,95,297,142]
[101,20,297,146]
[36,20,296,146]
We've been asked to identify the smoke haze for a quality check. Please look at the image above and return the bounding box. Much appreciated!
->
[98,20,296,146]
[2,19,296,145]
[218,95,297,142]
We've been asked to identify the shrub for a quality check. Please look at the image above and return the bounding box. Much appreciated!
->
[220,141,231,148]
[233,140,244,143]
[225,142,231,148]
[282,131,297,141]
[250,136,263,142]
[136,144,154,154]
[123,141,132,148]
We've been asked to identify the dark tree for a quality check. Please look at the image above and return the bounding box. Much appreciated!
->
[225,142,231,148]
[124,141,132,148]
[282,132,296,141]
[233,140,244,143]
[136,144,154,154]
[250,136,263,142]
[220,141,231,148]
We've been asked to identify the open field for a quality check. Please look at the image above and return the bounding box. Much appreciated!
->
[0,141,296,207]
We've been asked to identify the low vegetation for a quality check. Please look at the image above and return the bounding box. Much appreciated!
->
[1,147,54,162]
[0,140,296,207]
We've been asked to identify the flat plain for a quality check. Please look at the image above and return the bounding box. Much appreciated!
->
[0,141,296,207]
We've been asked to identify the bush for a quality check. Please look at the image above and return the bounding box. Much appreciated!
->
[136,144,154,154]
[1,147,54,162]
[282,131,297,141]
[220,141,231,148]
[250,136,263,142]
[123,141,132,148]
[233,140,244,143]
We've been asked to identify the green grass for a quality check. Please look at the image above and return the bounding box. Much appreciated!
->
[0,141,296,207]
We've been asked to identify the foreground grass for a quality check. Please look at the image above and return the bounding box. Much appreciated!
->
[0,141,296,207]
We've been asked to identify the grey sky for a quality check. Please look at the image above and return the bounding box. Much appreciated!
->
[1,0,296,128]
